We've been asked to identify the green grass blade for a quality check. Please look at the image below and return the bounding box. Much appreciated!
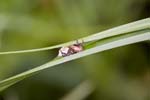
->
[0,18,149,91]
[83,18,150,42]
[0,18,149,55]
[0,31,149,92]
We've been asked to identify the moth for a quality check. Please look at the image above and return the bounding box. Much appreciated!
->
[58,40,84,57]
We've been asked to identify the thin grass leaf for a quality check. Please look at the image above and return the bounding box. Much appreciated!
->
[0,18,149,92]
[83,18,150,42]
[0,32,149,92]
[0,18,149,55]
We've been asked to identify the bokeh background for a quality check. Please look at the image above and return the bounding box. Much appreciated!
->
[0,0,149,100]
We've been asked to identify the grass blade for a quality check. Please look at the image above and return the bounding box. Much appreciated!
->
[0,18,149,55]
[0,31,149,92]
[0,18,149,91]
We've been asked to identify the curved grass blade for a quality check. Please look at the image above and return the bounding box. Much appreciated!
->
[0,30,149,92]
[83,18,150,42]
[0,18,149,55]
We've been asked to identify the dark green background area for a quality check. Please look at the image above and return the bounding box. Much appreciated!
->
[0,0,149,100]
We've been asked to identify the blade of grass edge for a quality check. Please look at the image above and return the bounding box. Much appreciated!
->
[0,31,149,92]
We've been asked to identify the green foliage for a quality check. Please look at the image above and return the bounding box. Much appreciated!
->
[0,18,149,92]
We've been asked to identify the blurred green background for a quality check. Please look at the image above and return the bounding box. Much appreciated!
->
[0,0,149,100]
